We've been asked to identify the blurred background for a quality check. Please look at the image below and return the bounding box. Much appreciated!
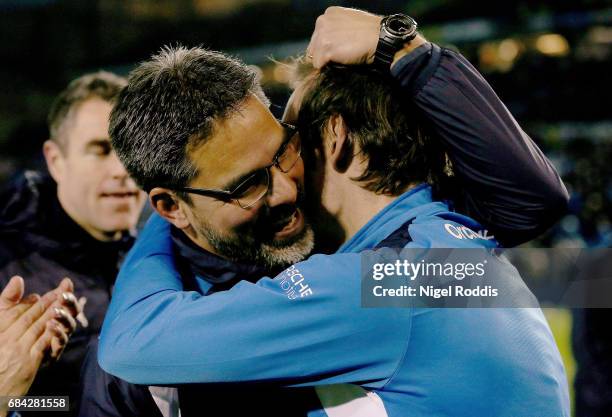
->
[1,0,611,414]
[1,0,611,247]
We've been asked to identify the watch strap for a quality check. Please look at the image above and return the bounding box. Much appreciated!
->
[374,35,399,69]
[373,14,418,70]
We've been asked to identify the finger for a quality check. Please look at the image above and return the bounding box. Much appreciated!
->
[52,306,77,334]
[41,277,74,302]
[50,338,67,361]
[40,288,59,306]
[0,295,39,333]
[75,297,89,328]
[51,335,68,359]
[307,33,325,69]
[324,5,345,15]
[23,293,40,303]
[18,295,57,345]
[310,30,332,69]
[305,33,316,60]
[6,294,53,336]
[59,292,80,318]
[307,14,325,58]
[30,325,55,364]
[49,322,70,360]
[0,275,25,308]
[58,277,74,294]
[312,48,329,70]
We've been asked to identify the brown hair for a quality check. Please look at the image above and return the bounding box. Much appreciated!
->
[294,58,448,196]
[47,71,126,150]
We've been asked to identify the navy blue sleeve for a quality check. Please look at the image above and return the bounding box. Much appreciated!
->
[391,43,569,246]
[77,339,163,417]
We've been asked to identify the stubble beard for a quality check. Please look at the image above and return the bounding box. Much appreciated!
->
[194,214,315,271]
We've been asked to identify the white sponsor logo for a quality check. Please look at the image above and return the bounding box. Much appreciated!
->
[279,265,313,300]
[444,223,495,241]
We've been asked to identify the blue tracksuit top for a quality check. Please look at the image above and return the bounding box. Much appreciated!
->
[99,184,570,417]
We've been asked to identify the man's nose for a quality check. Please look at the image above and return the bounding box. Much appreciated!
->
[265,166,298,208]
[107,150,129,179]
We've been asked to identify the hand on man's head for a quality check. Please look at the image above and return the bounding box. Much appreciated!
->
[307,7,382,69]
[306,7,427,70]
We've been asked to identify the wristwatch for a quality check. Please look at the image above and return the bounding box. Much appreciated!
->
[373,14,418,69]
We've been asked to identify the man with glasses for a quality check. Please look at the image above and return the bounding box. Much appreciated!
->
[78,57,315,417]
[174,122,300,209]
[98,7,569,417]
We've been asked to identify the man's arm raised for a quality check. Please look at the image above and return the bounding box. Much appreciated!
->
[307,7,568,246]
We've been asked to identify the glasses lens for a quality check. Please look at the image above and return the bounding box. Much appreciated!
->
[235,169,270,208]
[276,132,301,173]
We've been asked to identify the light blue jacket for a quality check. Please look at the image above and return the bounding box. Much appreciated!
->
[99,184,569,417]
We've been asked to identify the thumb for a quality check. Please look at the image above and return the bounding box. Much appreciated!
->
[0,275,25,308]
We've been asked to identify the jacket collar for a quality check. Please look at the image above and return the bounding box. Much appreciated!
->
[170,226,269,287]
[338,183,448,253]
[0,171,133,277]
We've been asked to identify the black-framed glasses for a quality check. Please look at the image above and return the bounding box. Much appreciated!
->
[173,121,301,209]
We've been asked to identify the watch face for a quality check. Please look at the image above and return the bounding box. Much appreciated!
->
[384,14,417,38]
[388,18,410,34]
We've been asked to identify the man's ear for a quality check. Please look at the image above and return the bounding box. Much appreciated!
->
[149,188,191,229]
[43,140,65,183]
[325,114,353,173]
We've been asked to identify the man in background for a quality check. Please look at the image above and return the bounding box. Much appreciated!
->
[0,71,145,415]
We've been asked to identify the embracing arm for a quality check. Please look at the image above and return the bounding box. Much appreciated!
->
[307,7,568,246]
[98,216,409,386]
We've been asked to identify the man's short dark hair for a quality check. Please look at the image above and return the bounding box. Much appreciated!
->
[109,46,269,195]
[296,61,447,196]
[48,71,126,150]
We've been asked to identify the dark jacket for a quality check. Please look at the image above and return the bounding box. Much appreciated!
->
[0,171,133,416]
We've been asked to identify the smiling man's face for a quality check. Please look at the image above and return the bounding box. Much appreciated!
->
[176,94,314,269]
[48,97,145,241]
